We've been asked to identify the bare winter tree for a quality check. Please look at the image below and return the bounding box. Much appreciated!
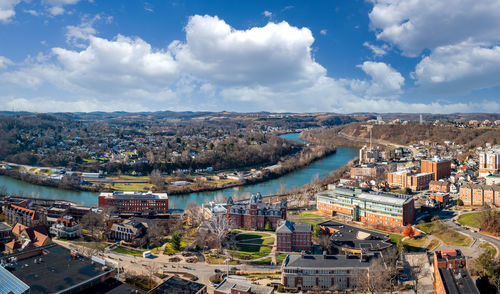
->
[80,213,104,240]
[185,202,203,227]
[147,220,168,247]
[362,257,390,294]
[410,257,430,294]
[206,215,229,252]
[150,169,165,190]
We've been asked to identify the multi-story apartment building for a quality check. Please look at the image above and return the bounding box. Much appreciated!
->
[281,252,374,291]
[49,216,81,239]
[359,146,381,164]
[406,172,434,191]
[459,183,500,207]
[433,250,479,294]
[429,193,449,206]
[478,150,500,177]
[421,158,451,180]
[387,170,410,188]
[350,164,385,179]
[4,203,40,227]
[429,180,451,193]
[276,220,312,252]
[108,219,147,247]
[98,191,168,214]
[317,186,414,231]
[226,194,287,230]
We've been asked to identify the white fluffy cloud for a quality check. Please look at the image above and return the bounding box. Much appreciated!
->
[413,41,500,92]
[44,0,80,15]
[1,14,498,113]
[0,0,21,23]
[363,42,388,57]
[0,56,12,70]
[369,0,500,95]
[171,15,325,88]
[369,0,500,57]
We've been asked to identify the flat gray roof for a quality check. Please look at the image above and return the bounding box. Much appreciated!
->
[283,253,374,269]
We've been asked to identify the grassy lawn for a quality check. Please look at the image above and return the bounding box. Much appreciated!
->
[119,175,150,180]
[235,232,270,241]
[426,240,440,251]
[112,183,153,191]
[112,246,144,257]
[389,234,403,244]
[295,219,324,225]
[403,236,429,251]
[205,256,239,265]
[276,253,289,265]
[249,257,272,265]
[298,210,325,218]
[228,245,271,260]
[457,212,483,228]
[415,222,434,234]
[163,241,187,255]
[71,241,109,250]
[416,221,472,247]
[480,242,497,257]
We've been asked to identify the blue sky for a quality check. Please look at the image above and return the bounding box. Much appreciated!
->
[0,0,499,113]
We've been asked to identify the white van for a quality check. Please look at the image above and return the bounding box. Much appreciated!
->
[142,251,152,258]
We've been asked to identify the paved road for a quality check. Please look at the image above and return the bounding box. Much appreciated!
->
[430,209,500,257]
[57,240,280,289]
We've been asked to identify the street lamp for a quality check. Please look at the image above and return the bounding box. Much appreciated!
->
[224,258,230,279]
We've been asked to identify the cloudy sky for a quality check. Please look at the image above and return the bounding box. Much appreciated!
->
[0,0,499,113]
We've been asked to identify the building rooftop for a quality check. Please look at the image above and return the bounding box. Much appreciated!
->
[423,157,451,163]
[439,268,479,294]
[390,169,410,175]
[283,253,375,268]
[276,220,311,234]
[148,276,205,294]
[357,192,411,206]
[318,220,391,251]
[0,265,30,294]
[410,172,434,177]
[0,222,11,232]
[214,277,274,294]
[100,191,168,200]
[2,244,114,294]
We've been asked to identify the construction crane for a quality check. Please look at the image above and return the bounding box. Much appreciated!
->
[362,124,373,149]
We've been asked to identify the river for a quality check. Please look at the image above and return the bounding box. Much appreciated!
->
[0,133,358,208]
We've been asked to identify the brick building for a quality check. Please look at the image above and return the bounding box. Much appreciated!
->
[281,252,375,291]
[429,193,449,206]
[108,219,147,247]
[317,186,414,231]
[98,191,168,214]
[226,194,287,230]
[387,170,410,188]
[49,216,81,239]
[4,203,40,227]
[459,183,500,207]
[478,150,500,177]
[350,164,385,179]
[420,158,451,180]
[429,180,451,193]
[214,277,273,294]
[406,172,434,191]
[276,220,312,252]
[433,250,479,294]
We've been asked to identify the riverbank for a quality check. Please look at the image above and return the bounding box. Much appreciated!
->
[0,143,336,196]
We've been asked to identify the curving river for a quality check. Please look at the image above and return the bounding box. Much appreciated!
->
[0,133,358,208]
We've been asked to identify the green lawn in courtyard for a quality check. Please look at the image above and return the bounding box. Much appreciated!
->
[457,212,483,228]
[112,246,144,257]
[228,244,271,260]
